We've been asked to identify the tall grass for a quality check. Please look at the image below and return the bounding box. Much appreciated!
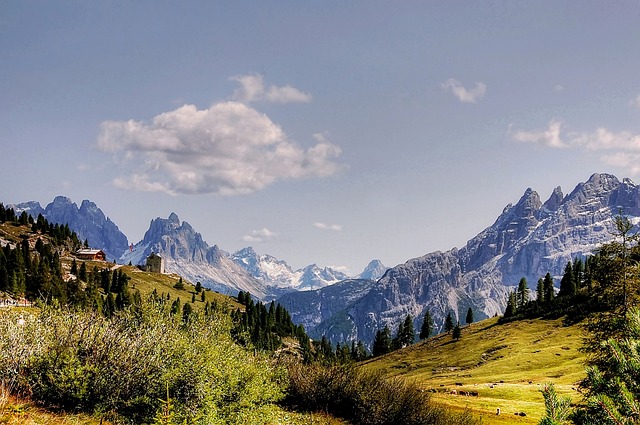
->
[283,362,482,425]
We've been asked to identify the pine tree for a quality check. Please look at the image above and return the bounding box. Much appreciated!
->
[79,261,87,282]
[559,261,576,297]
[400,314,415,347]
[543,273,555,304]
[576,307,640,423]
[536,278,545,304]
[372,326,392,357]
[539,383,572,425]
[573,258,584,290]
[504,291,517,318]
[452,322,462,341]
[420,311,433,340]
[174,277,184,290]
[517,277,530,309]
[444,312,454,333]
[182,302,193,323]
[392,320,405,350]
[465,307,474,326]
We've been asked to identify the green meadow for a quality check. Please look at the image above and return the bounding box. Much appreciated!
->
[362,317,586,424]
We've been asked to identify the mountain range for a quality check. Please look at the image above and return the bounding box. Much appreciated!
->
[277,173,640,346]
[11,198,386,299]
[10,173,639,345]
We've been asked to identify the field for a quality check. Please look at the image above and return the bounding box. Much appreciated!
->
[361,317,587,424]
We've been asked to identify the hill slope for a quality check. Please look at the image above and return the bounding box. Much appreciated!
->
[362,317,585,424]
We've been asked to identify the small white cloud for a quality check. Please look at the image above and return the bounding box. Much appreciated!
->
[629,95,640,108]
[510,120,567,148]
[313,222,342,231]
[242,227,278,243]
[231,74,312,104]
[554,84,565,92]
[329,264,350,274]
[441,78,486,103]
[97,102,343,195]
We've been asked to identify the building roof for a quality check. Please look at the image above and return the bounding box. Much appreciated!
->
[76,249,105,255]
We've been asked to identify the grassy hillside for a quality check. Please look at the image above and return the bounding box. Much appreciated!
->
[362,316,586,424]
[113,264,244,311]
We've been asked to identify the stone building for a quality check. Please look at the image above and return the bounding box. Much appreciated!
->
[146,253,165,274]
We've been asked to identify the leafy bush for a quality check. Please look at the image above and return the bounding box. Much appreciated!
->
[283,361,481,425]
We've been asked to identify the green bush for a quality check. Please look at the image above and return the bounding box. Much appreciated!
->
[283,361,481,425]
[0,303,286,424]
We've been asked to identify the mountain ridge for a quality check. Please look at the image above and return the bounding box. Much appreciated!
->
[280,173,640,346]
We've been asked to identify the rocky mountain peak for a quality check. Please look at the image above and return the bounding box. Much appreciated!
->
[357,259,388,281]
[542,186,564,212]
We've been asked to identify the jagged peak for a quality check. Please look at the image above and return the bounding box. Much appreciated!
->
[235,246,257,257]
[168,212,180,223]
[51,195,73,204]
[542,186,564,212]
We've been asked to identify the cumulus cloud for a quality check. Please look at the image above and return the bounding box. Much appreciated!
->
[629,95,640,108]
[97,101,343,195]
[313,222,342,231]
[441,78,486,103]
[242,227,278,243]
[554,84,565,92]
[231,74,312,104]
[510,120,640,175]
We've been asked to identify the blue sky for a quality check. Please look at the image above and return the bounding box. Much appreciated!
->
[2,1,640,274]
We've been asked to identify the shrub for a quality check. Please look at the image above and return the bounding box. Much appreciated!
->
[0,303,286,424]
[283,361,481,425]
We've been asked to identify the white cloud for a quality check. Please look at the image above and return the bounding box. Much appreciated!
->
[231,74,312,104]
[441,78,486,103]
[629,95,640,108]
[97,101,343,195]
[329,264,350,274]
[554,84,565,92]
[313,222,342,231]
[510,120,640,175]
[242,227,278,243]
[510,120,568,148]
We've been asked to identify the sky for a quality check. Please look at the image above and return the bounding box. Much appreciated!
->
[2,1,640,275]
